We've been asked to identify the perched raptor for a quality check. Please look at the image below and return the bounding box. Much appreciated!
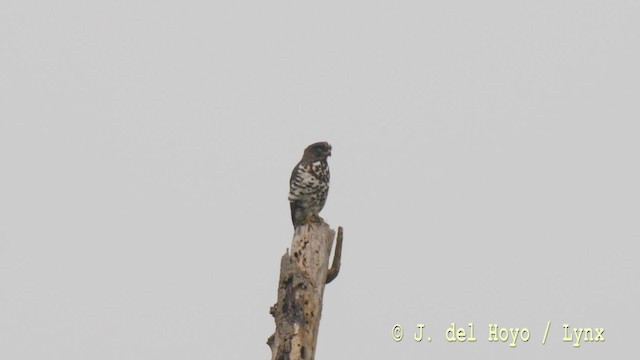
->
[288,142,332,228]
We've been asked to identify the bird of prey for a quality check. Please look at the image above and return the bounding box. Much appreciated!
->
[288,142,332,228]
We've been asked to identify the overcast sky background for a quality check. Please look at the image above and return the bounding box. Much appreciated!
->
[1,1,638,359]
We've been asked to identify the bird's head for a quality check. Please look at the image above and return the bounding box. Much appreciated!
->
[303,141,332,161]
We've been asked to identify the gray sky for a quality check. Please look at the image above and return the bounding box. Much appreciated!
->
[1,1,638,359]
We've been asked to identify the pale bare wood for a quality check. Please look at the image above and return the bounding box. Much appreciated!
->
[326,226,343,284]
[268,222,342,360]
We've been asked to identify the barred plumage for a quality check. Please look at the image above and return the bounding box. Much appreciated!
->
[288,142,331,228]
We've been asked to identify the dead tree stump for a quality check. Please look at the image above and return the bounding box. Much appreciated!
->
[268,222,343,360]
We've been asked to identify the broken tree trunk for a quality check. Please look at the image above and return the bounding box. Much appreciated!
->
[268,222,343,360]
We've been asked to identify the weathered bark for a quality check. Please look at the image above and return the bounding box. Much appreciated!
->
[268,222,343,360]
